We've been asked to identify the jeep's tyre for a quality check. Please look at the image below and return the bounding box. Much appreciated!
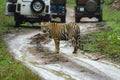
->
[14,13,20,27]
[75,17,80,23]
[86,0,97,12]
[31,0,45,13]
[98,16,103,22]
[14,13,23,28]
[61,16,66,23]
[98,10,103,22]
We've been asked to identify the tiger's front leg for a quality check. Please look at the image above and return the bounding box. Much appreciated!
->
[72,38,77,54]
[53,38,60,53]
[73,43,77,54]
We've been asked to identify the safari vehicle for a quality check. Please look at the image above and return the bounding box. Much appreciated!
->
[50,0,66,23]
[5,0,50,27]
[75,0,103,22]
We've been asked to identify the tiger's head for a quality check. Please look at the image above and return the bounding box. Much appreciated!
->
[41,22,50,33]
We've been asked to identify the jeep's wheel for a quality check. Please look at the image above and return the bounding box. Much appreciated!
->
[75,17,80,23]
[15,21,20,28]
[31,0,45,13]
[86,0,97,12]
[98,16,103,22]
[61,16,66,23]
[98,10,103,22]
[14,13,21,28]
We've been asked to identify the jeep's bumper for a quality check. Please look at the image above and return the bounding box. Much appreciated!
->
[51,13,66,18]
[50,13,66,23]
[75,12,101,18]
[19,14,50,23]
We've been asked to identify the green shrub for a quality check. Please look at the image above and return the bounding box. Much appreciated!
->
[82,5,120,62]
[0,0,41,80]
[104,0,114,5]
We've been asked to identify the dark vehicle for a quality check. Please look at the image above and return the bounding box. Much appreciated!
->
[50,0,66,23]
[6,0,51,27]
[75,0,103,22]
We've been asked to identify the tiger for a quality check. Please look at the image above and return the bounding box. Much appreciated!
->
[41,22,81,54]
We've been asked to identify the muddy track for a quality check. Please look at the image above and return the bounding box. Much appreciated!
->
[5,8,120,80]
[5,30,111,80]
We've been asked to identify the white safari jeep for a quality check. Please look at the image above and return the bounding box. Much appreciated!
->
[6,0,50,27]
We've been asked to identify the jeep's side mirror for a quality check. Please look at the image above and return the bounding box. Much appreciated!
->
[100,0,104,4]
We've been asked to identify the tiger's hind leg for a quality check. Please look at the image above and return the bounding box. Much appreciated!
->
[72,34,81,54]
[73,45,77,54]
[77,35,83,50]
[73,42,78,54]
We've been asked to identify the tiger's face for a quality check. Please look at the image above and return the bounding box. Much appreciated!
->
[41,22,50,33]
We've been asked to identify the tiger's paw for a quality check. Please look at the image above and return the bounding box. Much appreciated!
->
[55,51,59,54]
[73,51,77,54]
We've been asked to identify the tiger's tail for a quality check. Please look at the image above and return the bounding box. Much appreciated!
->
[75,24,83,51]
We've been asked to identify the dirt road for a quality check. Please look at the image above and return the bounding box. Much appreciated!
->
[5,8,120,80]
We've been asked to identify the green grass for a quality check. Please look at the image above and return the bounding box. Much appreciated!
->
[104,0,114,5]
[82,4,120,63]
[67,0,75,7]
[0,0,41,80]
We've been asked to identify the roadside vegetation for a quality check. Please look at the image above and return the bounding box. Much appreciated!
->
[0,0,41,80]
[82,0,120,63]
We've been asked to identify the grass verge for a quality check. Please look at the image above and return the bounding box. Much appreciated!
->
[0,0,41,80]
[0,30,42,80]
[82,4,120,63]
